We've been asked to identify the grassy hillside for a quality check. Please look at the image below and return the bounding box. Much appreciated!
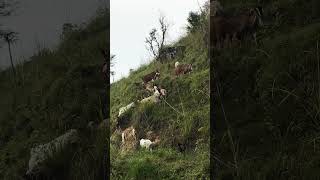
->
[213,0,320,179]
[110,8,210,180]
[0,8,108,179]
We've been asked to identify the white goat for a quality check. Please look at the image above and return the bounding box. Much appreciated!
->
[160,89,166,96]
[138,86,167,104]
[140,139,153,150]
[140,137,161,151]
[26,129,79,176]
[175,61,180,68]
[138,87,161,104]
[118,102,136,117]
[138,95,160,104]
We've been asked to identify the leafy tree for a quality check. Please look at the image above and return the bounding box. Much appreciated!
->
[187,11,201,33]
[61,23,78,40]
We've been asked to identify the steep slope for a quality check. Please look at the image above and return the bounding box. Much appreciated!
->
[110,12,210,179]
[213,0,320,179]
[0,8,108,179]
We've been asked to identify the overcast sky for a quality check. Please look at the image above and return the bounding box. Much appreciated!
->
[111,0,207,82]
[0,0,107,70]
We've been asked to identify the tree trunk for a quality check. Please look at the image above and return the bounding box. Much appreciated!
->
[8,41,16,81]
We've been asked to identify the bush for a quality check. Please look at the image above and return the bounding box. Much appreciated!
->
[187,12,201,33]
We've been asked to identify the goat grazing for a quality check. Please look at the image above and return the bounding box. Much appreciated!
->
[118,102,136,118]
[139,139,153,150]
[142,70,160,84]
[138,92,161,104]
[146,131,157,141]
[120,126,138,152]
[175,61,193,76]
[239,7,263,44]
[149,136,161,150]
[211,7,263,48]
[138,86,166,104]
[160,88,167,96]
[25,129,79,177]
[154,86,167,96]
[140,137,161,151]
[121,126,136,143]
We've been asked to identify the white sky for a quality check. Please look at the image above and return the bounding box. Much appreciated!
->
[111,0,207,82]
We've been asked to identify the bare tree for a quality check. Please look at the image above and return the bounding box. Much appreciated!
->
[0,0,18,81]
[145,15,169,61]
[1,31,19,81]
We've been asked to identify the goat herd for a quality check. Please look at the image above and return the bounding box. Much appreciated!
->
[112,60,193,153]
[116,62,192,150]
[106,0,264,153]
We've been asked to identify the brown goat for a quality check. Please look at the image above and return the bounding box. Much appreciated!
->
[149,136,161,150]
[211,8,263,48]
[121,126,136,143]
[146,131,160,142]
[142,70,160,83]
[174,62,193,76]
[120,126,138,152]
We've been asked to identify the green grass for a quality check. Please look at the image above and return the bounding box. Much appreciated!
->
[111,147,209,180]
